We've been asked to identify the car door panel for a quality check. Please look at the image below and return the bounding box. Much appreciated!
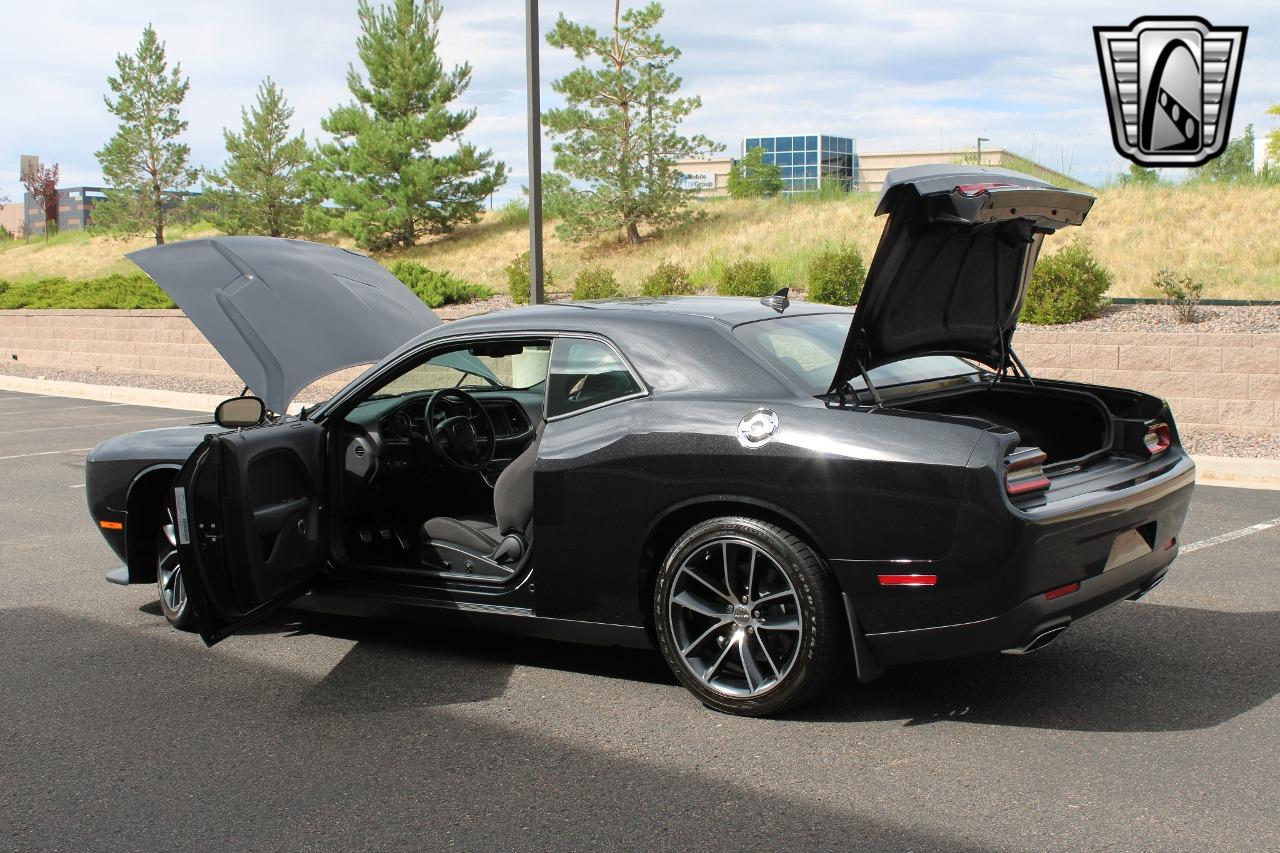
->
[175,420,327,645]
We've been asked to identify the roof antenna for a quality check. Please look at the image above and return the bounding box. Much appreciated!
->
[761,287,790,313]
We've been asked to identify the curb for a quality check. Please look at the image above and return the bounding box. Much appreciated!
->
[0,374,225,413]
[1193,455,1280,491]
[0,374,307,414]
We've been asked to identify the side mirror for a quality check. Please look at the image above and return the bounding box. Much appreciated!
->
[214,396,266,429]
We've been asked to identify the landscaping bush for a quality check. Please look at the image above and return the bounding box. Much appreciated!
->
[1020,241,1112,325]
[640,260,694,296]
[388,260,491,308]
[0,273,176,309]
[504,251,555,305]
[573,265,622,300]
[806,244,866,305]
[716,259,776,297]
[1152,268,1204,323]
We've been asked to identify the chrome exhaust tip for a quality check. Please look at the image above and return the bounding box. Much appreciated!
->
[1002,624,1068,656]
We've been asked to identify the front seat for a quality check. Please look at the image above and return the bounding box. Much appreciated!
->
[420,420,542,563]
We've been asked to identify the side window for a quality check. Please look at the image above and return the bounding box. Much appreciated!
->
[546,338,642,418]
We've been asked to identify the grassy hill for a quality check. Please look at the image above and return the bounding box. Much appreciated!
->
[2,184,1278,300]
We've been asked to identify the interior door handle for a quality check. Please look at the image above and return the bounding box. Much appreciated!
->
[253,497,310,535]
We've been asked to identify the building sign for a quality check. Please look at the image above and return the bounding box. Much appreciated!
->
[679,172,716,190]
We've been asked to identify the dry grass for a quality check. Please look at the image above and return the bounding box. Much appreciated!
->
[3,185,1277,300]
[1051,184,1280,299]
[0,223,220,282]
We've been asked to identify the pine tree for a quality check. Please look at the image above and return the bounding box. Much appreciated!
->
[304,0,506,250]
[543,1,720,244]
[204,79,309,237]
[727,147,783,198]
[94,25,195,244]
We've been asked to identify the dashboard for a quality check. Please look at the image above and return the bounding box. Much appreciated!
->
[341,390,542,486]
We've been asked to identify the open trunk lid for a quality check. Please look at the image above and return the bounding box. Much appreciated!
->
[830,165,1095,393]
[129,237,441,414]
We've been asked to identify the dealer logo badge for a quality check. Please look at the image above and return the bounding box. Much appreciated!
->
[1094,16,1247,167]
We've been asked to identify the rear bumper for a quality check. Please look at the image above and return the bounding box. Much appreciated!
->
[865,541,1174,665]
[857,451,1195,664]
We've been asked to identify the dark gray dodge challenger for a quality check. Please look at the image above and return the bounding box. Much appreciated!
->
[85,166,1195,716]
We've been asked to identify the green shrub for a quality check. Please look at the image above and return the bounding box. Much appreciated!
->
[504,251,555,305]
[716,259,776,297]
[0,273,176,309]
[1020,241,1112,325]
[388,260,491,308]
[806,244,866,305]
[640,260,694,296]
[1152,268,1204,323]
[498,198,530,228]
[573,265,622,300]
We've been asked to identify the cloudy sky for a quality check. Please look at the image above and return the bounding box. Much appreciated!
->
[3,0,1276,205]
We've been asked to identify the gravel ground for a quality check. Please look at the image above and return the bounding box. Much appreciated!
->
[1178,427,1280,459]
[1029,302,1280,334]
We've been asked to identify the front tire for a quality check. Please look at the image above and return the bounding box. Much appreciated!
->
[156,504,194,630]
[654,517,845,716]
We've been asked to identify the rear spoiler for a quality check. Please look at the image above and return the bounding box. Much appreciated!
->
[875,165,1094,229]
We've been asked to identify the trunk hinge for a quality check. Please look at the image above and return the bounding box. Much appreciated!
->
[857,359,884,408]
[993,337,1035,386]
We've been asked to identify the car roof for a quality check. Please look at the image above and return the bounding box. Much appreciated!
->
[439,296,852,335]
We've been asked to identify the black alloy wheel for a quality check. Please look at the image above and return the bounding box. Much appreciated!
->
[654,517,845,716]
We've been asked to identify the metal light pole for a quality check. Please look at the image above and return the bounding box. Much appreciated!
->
[525,0,544,304]
[976,136,990,165]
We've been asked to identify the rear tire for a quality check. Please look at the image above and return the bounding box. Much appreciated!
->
[155,503,194,631]
[654,517,846,716]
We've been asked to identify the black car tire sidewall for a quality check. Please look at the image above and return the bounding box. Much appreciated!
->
[155,512,194,631]
[654,516,844,716]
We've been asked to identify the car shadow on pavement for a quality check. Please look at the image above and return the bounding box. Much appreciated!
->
[291,611,676,717]
[1,605,981,852]
[806,601,1280,732]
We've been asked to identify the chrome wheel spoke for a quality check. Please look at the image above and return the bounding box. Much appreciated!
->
[680,618,732,657]
[739,633,768,692]
[752,589,796,608]
[754,631,781,679]
[701,632,739,683]
[677,565,734,606]
[759,612,800,631]
[672,589,727,620]
[668,537,804,700]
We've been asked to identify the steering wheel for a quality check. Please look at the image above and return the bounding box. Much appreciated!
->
[423,388,496,472]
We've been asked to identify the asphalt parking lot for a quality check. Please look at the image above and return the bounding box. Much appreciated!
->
[1,390,1277,852]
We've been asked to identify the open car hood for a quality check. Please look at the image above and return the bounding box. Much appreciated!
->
[830,165,1094,392]
[129,237,441,413]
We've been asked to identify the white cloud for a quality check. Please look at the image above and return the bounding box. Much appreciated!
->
[2,0,1275,204]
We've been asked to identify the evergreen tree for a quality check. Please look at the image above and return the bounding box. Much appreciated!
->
[543,2,720,244]
[1194,124,1256,183]
[305,0,506,250]
[1264,103,1280,175]
[94,25,195,244]
[203,79,309,237]
[727,147,783,198]
[1116,162,1160,186]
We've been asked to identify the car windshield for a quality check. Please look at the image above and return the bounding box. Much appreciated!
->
[366,343,552,400]
[732,313,977,396]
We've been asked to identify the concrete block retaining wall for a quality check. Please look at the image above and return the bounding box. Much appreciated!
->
[2,310,1278,434]
[1016,329,1280,432]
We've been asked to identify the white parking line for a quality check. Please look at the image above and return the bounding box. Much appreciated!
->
[0,415,197,435]
[1182,517,1280,554]
[0,403,126,416]
[0,447,95,461]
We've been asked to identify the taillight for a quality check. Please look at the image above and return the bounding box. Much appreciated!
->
[1005,446,1050,498]
[955,182,1013,196]
[1144,422,1171,457]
